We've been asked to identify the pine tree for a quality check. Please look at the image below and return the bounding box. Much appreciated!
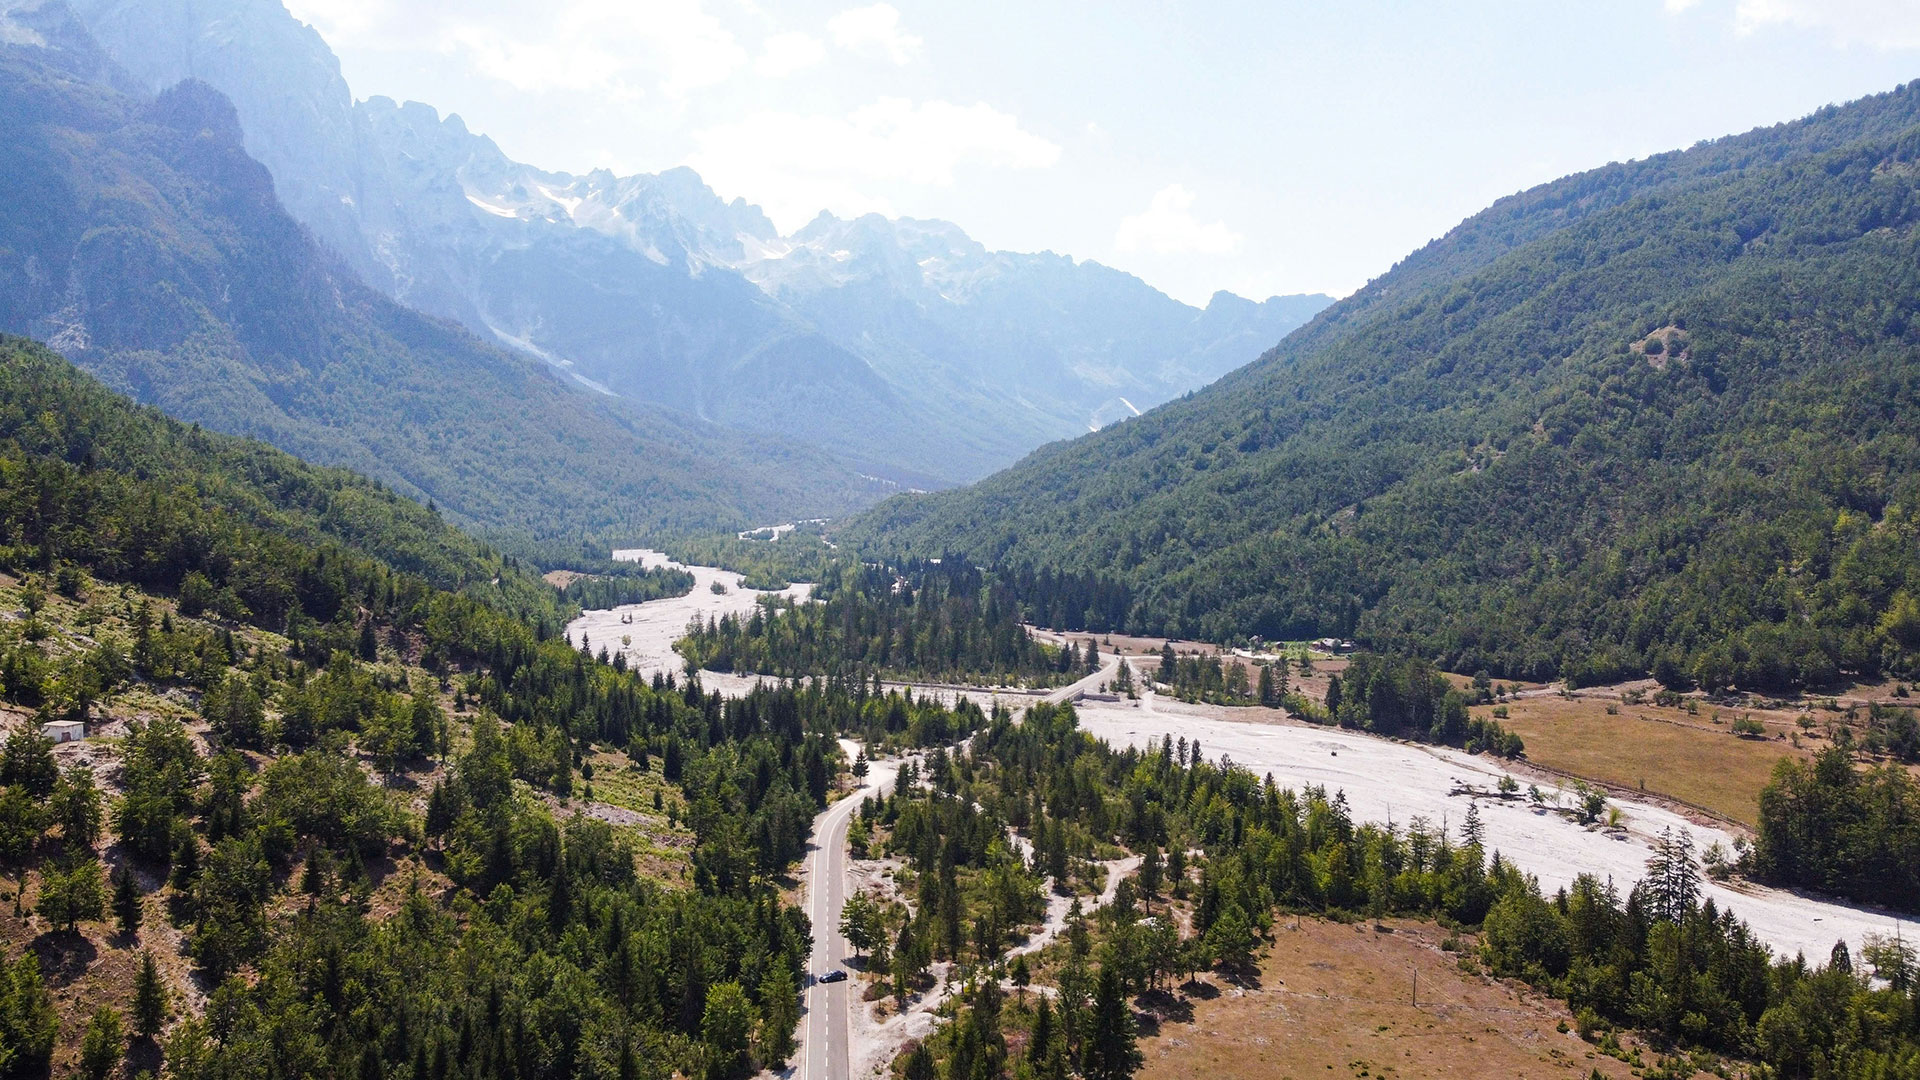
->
[757,964,798,1068]
[111,865,141,936]
[1081,964,1142,1080]
[903,1042,936,1080]
[78,1006,122,1080]
[1644,827,1700,922]
[38,858,105,932]
[132,950,167,1037]
[1028,992,1054,1064]
[1461,801,1485,848]
[1139,847,1163,907]
[52,766,103,850]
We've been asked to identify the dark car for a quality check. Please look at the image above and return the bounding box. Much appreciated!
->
[816,970,847,984]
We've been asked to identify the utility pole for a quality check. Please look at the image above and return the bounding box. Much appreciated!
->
[1411,966,1418,1009]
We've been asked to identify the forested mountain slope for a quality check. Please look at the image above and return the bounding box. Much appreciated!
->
[0,332,871,1077]
[0,27,886,539]
[850,80,1920,691]
[0,334,541,602]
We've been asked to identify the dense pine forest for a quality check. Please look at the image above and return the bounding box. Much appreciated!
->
[848,81,1920,694]
[1751,747,1920,914]
[0,337,1026,1077]
[675,558,1076,687]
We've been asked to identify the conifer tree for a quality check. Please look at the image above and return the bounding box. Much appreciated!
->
[1081,964,1141,1080]
[112,864,141,936]
[133,950,168,1037]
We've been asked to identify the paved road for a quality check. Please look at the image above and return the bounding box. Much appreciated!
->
[793,656,1115,1080]
[797,742,894,1080]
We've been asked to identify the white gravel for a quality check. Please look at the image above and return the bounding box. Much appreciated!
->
[1074,691,1913,965]
[564,565,1907,969]
[562,548,812,683]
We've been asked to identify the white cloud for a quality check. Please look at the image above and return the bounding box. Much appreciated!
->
[688,98,1060,228]
[286,0,747,97]
[1735,0,1920,47]
[827,3,923,64]
[1662,0,1920,48]
[1114,185,1242,256]
[757,31,827,77]
[284,0,392,41]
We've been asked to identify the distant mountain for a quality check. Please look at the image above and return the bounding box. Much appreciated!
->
[65,0,1330,484]
[0,7,888,541]
[848,80,1920,692]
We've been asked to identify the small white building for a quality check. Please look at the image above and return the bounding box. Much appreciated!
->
[40,720,85,744]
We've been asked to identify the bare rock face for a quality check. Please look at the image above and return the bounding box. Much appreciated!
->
[65,0,1330,485]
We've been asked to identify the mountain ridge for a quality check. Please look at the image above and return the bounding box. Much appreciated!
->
[0,20,890,541]
[845,78,1920,691]
[64,0,1331,484]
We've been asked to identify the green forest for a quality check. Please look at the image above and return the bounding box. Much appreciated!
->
[0,337,1038,1078]
[863,703,1920,1080]
[848,81,1920,694]
[675,558,1076,687]
[1751,747,1920,913]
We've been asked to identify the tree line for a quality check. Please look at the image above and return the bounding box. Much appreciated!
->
[675,558,1072,687]
[892,702,1917,1078]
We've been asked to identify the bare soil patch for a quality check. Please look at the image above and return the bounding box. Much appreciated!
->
[1139,919,1653,1080]
[1481,693,1810,825]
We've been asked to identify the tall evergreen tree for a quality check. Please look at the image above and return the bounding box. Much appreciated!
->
[1081,964,1142,1080]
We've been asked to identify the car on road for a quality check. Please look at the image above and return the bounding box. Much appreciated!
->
[816,969,847,983]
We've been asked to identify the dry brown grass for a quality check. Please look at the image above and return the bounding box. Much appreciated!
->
[1138,918,1658,1080]
[1481,693,1810,825]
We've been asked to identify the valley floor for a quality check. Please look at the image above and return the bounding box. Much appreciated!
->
[562,548,812,684]
[1073,685,1908,965]
[1135,917,1645,1080]
[566,570,1911,1080]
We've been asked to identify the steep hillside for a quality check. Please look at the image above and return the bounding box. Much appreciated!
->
[65,0,1328,483]
[0,331,867,1077]
[0,24,887,539]
[850,81,1920,691]
[0,334,530,598]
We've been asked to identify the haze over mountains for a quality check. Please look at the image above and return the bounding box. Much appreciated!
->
[0,1,886,541]
[64,0,1330,486]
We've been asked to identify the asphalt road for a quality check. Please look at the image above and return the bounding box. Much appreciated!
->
[794,658,1115,1079]
[797,742,889,1080]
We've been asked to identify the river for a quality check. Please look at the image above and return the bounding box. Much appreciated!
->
[566,565,1909,969]
[561,548,812,689]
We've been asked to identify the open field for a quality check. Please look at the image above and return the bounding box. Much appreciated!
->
[1479,693,1810,825]
[1138,918,1652,1080]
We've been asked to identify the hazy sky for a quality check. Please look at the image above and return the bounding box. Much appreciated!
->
[285,0,1920,306]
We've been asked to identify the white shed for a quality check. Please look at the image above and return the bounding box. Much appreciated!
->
[40,720,85,744]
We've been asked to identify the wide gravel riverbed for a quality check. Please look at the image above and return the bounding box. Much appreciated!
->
[1076,691,1909,964]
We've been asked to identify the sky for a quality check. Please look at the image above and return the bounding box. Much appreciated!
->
[283,0,1920,306]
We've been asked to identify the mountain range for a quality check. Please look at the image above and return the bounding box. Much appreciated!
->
[64,0,1330,486]
[848,79,1920,690]
[0,1,888,542]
